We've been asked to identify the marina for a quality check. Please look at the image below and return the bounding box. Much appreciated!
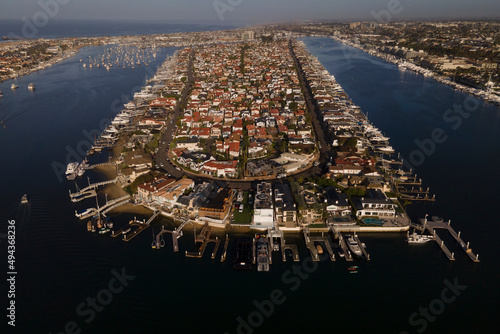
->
[412,216,480,262]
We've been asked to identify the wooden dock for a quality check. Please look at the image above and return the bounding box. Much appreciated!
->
[303,228,319,262]
[111,218,150,242]
[413,217,479,262]
[220,235,229,262]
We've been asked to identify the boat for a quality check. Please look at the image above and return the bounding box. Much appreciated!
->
[21,194,28,204]
[99,227,111,234]
[28,83,36,91]
[316,244,324,254]
[122,228,131,234]
[337,247,345,257]
[349,271,358,274]
[0,90,2,97]
[66,162,78,180]
[256,235,270,272]
[346,235,363,257]
[273,241,280,252]
[11,84,19,90]
[407,231,434,244]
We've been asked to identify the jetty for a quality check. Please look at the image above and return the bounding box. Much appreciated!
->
[220,234,229,262]
[412,216,479,262]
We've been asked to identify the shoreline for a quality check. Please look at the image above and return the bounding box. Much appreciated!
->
[0,44,88,83]
[330,36,500,107]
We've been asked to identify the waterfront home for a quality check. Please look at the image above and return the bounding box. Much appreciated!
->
[198,187,235,225]
[324,187,352,216]
[353,189,396,218]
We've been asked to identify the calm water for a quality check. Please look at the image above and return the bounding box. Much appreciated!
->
[0,36,498,333]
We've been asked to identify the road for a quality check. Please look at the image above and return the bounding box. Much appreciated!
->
[154,49,195,179]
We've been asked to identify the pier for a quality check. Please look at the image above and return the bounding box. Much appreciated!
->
[99,195,130,215]
[412,217,479,262]
[69,177,118,200]
[83,162,114,170]
[155,218,192,252]
[185,222,220,258]
[303,227,319,261]
[220,235,229,262]
[111,217,150,242]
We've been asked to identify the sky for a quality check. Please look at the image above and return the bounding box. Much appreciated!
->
[0,0,499,24]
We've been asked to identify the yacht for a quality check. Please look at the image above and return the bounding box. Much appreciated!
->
[66,162,78,180]
[11,84,19,90]
[21,194,29,204]
[377,146,395,153]
[28,83,36,91]
[346,235,363,257]
[256,235,270,272]
[407,231,434,244]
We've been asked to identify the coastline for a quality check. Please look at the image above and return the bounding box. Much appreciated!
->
[0,44,88,83]
[330,36,500,107]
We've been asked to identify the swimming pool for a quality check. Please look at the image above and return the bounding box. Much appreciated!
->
[362,218,386,226]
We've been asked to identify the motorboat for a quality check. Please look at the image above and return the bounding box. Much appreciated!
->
[346,235,363,257]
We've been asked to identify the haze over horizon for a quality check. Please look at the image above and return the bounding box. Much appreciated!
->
[1,0,499,25]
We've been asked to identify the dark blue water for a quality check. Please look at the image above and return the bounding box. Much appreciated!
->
[0,19,237,40]
[0,35,498,334]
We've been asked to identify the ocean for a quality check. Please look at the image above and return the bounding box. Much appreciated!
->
[0,30,499,333]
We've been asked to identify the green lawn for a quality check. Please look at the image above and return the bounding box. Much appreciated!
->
[232,191,253,225]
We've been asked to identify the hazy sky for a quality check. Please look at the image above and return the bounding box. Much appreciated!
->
[1,0,499,24]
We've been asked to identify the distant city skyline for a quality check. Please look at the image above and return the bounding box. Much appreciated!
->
[0,0,499,25]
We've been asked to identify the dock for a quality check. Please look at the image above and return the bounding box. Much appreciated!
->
[69,177,118,200]
[281,236,300,262]
[310,233,336,261]
[111,218,149,242]
[413,217,479,262]
[303,227,319,261]
[156,218,191,252]
[220,234,229,262]
[354,234,370,260]
[185,222,219,258]
[99,195,130,215]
